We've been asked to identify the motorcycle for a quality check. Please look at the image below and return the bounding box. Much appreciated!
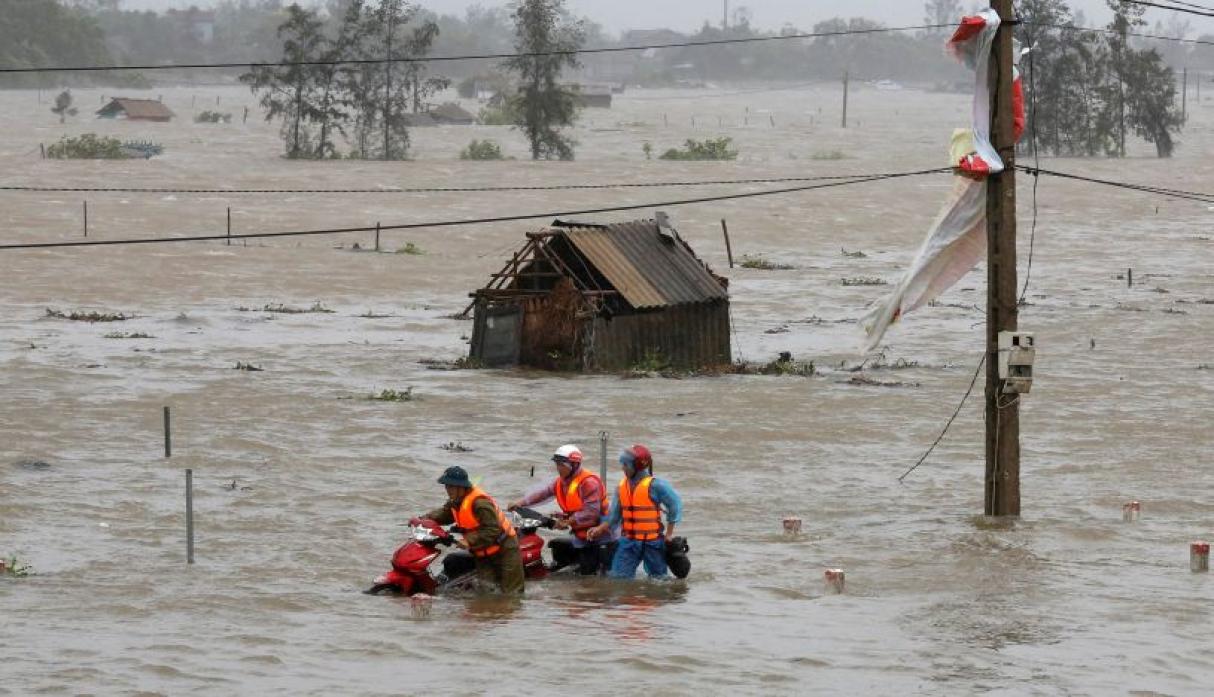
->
[365,511,549,596]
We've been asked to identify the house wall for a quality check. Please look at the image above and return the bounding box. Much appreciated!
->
[587,301,731,371]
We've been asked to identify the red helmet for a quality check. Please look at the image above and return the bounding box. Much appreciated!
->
[625,444,652,470]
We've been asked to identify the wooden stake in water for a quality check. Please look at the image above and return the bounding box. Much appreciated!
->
[186,469,195,565]
[721,219,734,269]
[842,71,849,129]
[226,207,232,246]
[375,222,381,252]
[1127,267,1133,288]
[163,406,171,458]
[83,201,88,237]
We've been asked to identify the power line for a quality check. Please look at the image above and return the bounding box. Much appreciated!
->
[1152,0,1214,12]
[1021,166,1214,203]
[0,167,949,251]
[898,354,986,483]
[1120,0,1214,19]
[0,24,952,75]
[1028,21,1214,47]
[0,171,940,195]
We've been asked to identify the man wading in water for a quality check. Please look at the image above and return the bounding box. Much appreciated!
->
[418,466,524,595]
[587,445,684,579]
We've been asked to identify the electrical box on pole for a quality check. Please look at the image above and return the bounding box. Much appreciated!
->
[998,331,1035,394]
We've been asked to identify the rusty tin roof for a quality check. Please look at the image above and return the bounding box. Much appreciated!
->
[560,220,727,310]
[97,98,175,120]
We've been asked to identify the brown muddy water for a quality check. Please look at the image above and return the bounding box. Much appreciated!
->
[1,83,1212,696]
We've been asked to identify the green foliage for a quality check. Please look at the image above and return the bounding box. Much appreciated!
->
[367,387,415,402]
[2,555,34,577]
[194,110,232,124]
[46,134,129,160]
[503,0,585,160]
[460,139,506,160]
[477,104,517,125]
[629,348,670,374]
[395,242,425,255]
[642,141,653,159]
[1016,0,1184,158]
[51,90,78,124]
[739,255,794,271]
[0,2,115,88]
[760,355,816,377]
[659,137,738,161]
[810,149,846,160]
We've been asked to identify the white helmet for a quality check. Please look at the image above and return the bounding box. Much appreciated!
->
[552,444,583,465]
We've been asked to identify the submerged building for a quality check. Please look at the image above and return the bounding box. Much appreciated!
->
[468,217,730,371]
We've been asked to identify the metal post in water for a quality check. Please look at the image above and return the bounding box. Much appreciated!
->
[599,431,609,484]
[226,207,231,246]
[375,222,381,252]
[83,201,88,237]
[164,406,171,458]
[186,469,195,565]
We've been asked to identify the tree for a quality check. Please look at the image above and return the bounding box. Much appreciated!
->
[923,0,962,33]
[1125,48,1185,157]
[51,90,78,124]
[503,0,585,161]
[240,4,327,158]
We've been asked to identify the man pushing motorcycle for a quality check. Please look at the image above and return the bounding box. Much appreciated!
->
[416,466,524,595]
[508,444,616,575]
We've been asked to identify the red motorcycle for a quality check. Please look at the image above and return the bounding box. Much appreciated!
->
[365,512,549,596]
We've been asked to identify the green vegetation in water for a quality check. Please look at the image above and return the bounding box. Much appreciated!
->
[46,133,130,159]
[758,354,816,377]
[2,555,33,577]
[642,141,653,159]
[841,248,868,258]
[841,277,889,287]
[810,149,847,161]
[103,331,153,339]
[195,110,232,124]
[420,356,485,370]
[460,139,507,160]
[659,137,738,161]
[46,308,132,322]
[359,310,395,318]
[739,255,795,271]
[367,388,415,402]
[395,243,425,256]
[441,441,475,452]
[628,348,670,374]
[477,104,517,126]
[234,362,264,371]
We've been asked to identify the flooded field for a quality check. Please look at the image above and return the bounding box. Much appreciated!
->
[1,82,1212,695]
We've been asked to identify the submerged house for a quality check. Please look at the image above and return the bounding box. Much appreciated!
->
[96,98,175,122]
[468,217,730,371]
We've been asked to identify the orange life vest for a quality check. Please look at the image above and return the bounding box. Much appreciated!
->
[618,475,661,542]
[451,487,516,558]
[553,468,609,540]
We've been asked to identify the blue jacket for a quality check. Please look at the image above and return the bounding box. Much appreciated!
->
[604,470,682,533]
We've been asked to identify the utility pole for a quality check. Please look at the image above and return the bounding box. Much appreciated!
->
[723,0,728,30]
[383,6,394,161]
[985,0,1020,517]
[842,71,849,128]
[1182,67,1188,120]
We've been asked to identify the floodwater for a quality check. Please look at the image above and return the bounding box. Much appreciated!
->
[1,81,1212,696]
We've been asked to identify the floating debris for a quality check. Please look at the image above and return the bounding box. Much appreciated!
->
[2,555,34,577]
[420,357,485,371]
[46,308,132,322]
[440,442,475,453]
[359,311,395,319]
[103,332,154,339]
[841,277,889,287]
[841,248,868,258]
[846,375,920,388]
[13,459,50,471]
[234,362,264,371]
[764,326,790,335]
[395,243,425,256]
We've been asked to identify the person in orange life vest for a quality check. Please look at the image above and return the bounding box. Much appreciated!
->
[418,466,524,595]
[586,444,683,579]
[508,444,615,575]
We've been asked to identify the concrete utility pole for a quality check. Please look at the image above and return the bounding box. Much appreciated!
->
[1182,68,1188,120]
[723,0,729,30]
[985,0,1020,516]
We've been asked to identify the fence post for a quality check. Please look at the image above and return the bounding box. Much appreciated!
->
[226,207,231,246]
[185,469,195,565]
[83,201,88,237]
[164,406,171,458]
[721,219,734,269]
[375,222,381,252]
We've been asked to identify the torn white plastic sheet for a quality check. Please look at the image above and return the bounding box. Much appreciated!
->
[860,10,1022,353]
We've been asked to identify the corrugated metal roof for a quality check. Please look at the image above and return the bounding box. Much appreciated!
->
[561,220,727,310]
[97,98,175,120]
